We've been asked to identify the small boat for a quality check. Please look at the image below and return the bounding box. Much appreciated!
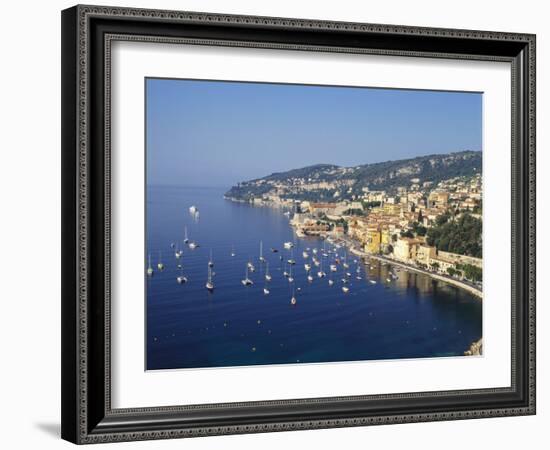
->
[341,278,349,284]
[259,241,266,263]
[312,248,318,255]
[241,266,253,286]
[290,289,297,305]
[208,249,214,268]
[342,286,350,293]
[183,226,189,244]
[174,243,183,258]
[283,241,294,249]
[283,211,291,217]
[346,272,352,277]
[330,264,337,272]
[313,259,320,267]
[302,251,309,259]
[288,266,294,283]
[322,252,329,258]
[205,266,214,292]
[317,270,326,278]
[304,263,311,271]
[369,280,377,285]
[271,247,278,253]
[263,287,270,295]
[265,263,272,281]
[247,261,256,272]
[307,274,314,282]
[176,270,188,284]
[188,241,198,250]
[343,262,350,269]
[189,205,197,214]
[170,242,175,249]
[328,279,334,286]
[157,251,165,270]
[386,278,392,282]
[231,245,236,257]
[356,276,363,280]
[147,254,154,276]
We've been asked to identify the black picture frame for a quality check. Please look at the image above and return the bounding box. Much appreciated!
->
[61,4,536,444]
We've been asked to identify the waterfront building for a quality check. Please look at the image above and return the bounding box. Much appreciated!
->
[365,227,382,254]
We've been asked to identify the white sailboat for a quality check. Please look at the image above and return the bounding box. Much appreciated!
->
[241,265,253,286]
[230,245,236,257]
[205,266,214,291]
[307,274,314,282]
[247,260,255,272]
[176,265,188,284]
[283,241,293,249]
[304,263,311,271]
[342,286,350,293]
[208,249,214,268]
[287,248,296,265]
[189,205,197,214]
[146,254,154,276]
[183,226,189,244]
[188,241,198,250]
[290,288,297,305]
[288,265,294,283]
[317,259,326,278]
[259,241,266,263]
[157,251,165,270]
[302,251,309,259]
[265,263,272,281]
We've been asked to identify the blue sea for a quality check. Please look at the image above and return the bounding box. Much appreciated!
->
[146,185,482,370]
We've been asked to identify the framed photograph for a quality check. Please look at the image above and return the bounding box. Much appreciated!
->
[61,5,536,444]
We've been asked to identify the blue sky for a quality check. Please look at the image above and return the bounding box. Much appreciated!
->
[146,78,482,187]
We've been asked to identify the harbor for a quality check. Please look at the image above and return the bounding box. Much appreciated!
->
[146,185,482,370]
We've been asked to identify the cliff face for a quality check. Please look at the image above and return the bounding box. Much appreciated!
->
[225,151,482,202]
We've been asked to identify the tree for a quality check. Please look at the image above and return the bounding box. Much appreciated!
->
[430,262,440,271]
[400,230,414,238]
[447,267,456,277]
[426,213,482,258]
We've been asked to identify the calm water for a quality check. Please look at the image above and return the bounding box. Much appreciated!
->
[146,185,482,370]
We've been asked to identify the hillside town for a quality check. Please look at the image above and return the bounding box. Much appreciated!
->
[229,172,483,288]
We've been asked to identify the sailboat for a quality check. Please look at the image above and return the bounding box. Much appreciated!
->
[241,265,253,286]
[205,266,214,291]
[247,259,256,272]
[302,250,309,259]
[287,248,296,265]
[208,249,214,268]
[328,271,334,286]
[188,241,198,250]
[176,265,188,284]
[146,254,154,276]
[183,226,189,244]
[342,286,350,293]
[259,241,266,263]
[174,243,182,259]
[157,251,165,270]
[307,273,314,282]
[265,263,272,281]
[283,263,289,278]
[231,244,236,257]
[288,265,294,283]
[317,259,326,278]
[304,263,311,271]
[290,288,297,305]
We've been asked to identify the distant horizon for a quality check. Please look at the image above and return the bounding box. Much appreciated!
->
[146,79,482,187]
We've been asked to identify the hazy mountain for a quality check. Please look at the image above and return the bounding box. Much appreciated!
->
[225,150,481,202]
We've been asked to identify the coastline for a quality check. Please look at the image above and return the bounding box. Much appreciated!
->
[366,254,483,300]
